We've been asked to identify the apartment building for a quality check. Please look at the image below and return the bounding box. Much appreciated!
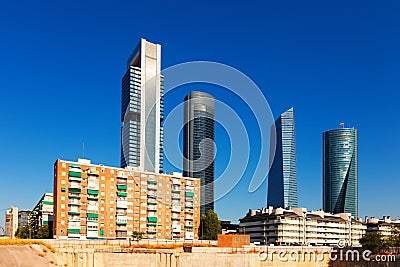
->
[239,207,366,246]
[5,207,31,238]
[29,193,54,234]
[53,159,200,240]
[365,216,400,238]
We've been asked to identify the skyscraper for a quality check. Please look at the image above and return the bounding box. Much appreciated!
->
[183,91,215,215]
[121,38,164,173]
[323,127,358,218]
[267,107,298,208]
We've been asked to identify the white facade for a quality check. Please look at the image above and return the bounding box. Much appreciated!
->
[239,207,366,247]
[121,38,163,173]
[366,216,400,238]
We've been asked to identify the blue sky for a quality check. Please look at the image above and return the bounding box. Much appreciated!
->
[0,0,399,225]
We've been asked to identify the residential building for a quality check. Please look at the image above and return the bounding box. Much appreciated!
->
[5,207,18,238]
[5,207,31,238]
[121,38,164,173]
[239,207,366,246]
[365,216,400,238]
[53,159,200,240]
[267,107,298,208]
[323,128,358,218]
[29,193,54,236]
[183,91,215,215]
[220,220,239,235]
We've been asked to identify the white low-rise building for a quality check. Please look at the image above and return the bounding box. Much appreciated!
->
[239,207,366,247]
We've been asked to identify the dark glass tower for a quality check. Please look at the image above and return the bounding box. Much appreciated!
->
[267,107,298,208]
[183,91,215,215]
[323,128,358,218]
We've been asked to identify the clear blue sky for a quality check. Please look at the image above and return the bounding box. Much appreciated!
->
[0,0,399,225]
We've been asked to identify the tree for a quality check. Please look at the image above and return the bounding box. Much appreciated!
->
[199,210,222,240]
[15,225,34,239]
[132,231,144,240]
[36,225,50,239]
[360,231,384,253]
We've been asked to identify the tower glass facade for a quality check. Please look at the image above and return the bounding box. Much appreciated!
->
[323,128,358,218]
[267,107,298,208]
[121,38,163,173]
[183,91,215,215]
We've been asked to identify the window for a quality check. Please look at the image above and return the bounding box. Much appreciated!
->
[61,187,66,192]
[235,238,240,242]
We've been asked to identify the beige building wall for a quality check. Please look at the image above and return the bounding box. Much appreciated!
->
[5,207,19,238]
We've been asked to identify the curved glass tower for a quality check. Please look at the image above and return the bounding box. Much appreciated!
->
[323,128,358,218]
[183,91,215,215]
[267,107,298,209]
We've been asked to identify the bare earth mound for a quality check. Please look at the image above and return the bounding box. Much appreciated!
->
[0,245,58,267]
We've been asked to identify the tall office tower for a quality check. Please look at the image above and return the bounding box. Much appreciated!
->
[121,38,164,173]
[323,127,358,218]
[183,91,215,216]
[267,107,298,209]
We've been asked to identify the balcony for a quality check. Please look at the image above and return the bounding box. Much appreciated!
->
[147,223,157,227]
[117,192,128,197]
[147,216,157,223]
[172,194,181,200]
[67,229,80,234]
[68,200,81,206]
[147,194,157,199]
[147,200,157,205]
[69,176,82,182]
[185,202,194,208]
[185,209,194,214]
[172,179,180,185]
[69,171,82,178]
[147,229,157,234]
[147,205,157,211]
[116,215,128,225]
[68,221,80,229]
[87,195,98,201]
[68,211,80,215]
[147,185,157,191]
[185,225,194,229]
[116,200,128,209]
[87,213,99,219]
[185,186,194,192]
[172,205,181,213]
[185,216,194,221]
[117,179,127,186]
[172,189,181,194]
[171,217,181,221]
[68,193,81,199]
[172,225,181,233]
[185,192,194,197]
[68,187,81,194]
[88,169,99,176]
[117,185,127,190]
[147,180,157,185]
[87,189,99,195]
[117,171,128,178]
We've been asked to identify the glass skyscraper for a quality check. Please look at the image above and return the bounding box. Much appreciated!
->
[267,107,298,208]
[121,38,164,173]
[323,128,358,218]
[183,91,215,215]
